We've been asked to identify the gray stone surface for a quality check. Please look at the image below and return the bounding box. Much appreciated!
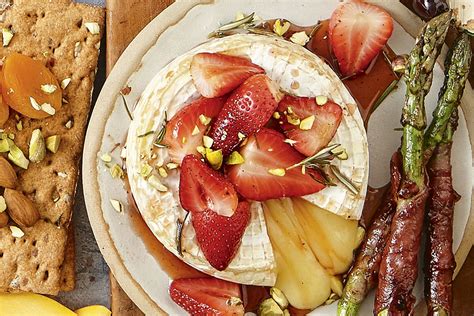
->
[57,0,110,310]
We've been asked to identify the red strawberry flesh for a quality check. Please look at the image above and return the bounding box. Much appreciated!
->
[191,52,265,98]
[163,97,225,164]
[192,201,251,271]
[227,128,326,201]
[210,74,281,156]
[170,277,244,316]
[277,95,343,156]
[179,154,238,217]
[328,0,393,76]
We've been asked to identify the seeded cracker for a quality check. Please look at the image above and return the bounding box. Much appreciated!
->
[0,0,104,294]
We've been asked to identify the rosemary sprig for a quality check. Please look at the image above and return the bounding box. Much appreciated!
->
[153,111,168,148]
[176,212,190,256]
[120,93,133,120]
[208,12,256,38]
[287,143,358,194]
[137,130,155,138]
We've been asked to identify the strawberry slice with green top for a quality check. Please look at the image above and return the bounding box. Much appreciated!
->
[210,74,282,156]
[328,0,393,76]
[163,97,225,164]
[170,277,244,316]
[277,95,343,157]
[191,52,265,98]
[179,155,250,270]
[227,128,326,201]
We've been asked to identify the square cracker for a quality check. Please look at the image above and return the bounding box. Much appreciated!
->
[0,0,104,295]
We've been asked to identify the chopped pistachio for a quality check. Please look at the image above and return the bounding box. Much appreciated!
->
[206,149,223,170]
[226,151,245,165]
[272,111,281,119]
[140,163,153,178]
[84,22,100,35]
[258,298,284,316]
[41,103,56,115]
[16,121,22,131]
[273,19,290,36]
[2,28,13,47]
[60,78,71,89]
[299,115,315,130]
[10,225,24,238]
[29,129,46,163]
[191,125,200,136]
[286,114,300,126]
[203,135,214,148]
[287,106,294,114]
[290,31,310,46]
[199,114,211,126]
[158,167,168,178]
[109,163,124,179]
[234,11,245,21]
[268,168,285,177]
[0,196,6,213]
[110,199,123,213]
[196,145,206,156]
[65,120,73,129]
[46,135,61,153]
[41,84,57,94]
[30,96,42,111]
[315,95,328,106]
[14,114,20,120]
[270,287,289,310]
[100,152,112,163]
[237,132,246,141]
[8,133,14,140]
[0,138,9,152]
[148,175,168,192]
[283,138,297,146]
[166,162,178,170]
[8,143,29,169]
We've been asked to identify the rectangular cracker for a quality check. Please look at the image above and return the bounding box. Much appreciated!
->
[0,0,104,295]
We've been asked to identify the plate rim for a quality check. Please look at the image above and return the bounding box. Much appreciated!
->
[82,1,474,314]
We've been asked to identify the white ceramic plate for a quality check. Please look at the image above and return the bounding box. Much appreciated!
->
[83,1,474,314]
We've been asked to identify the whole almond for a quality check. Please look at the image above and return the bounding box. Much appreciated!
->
[4,189,40,227]
[0,156,17,188]
[0,211,8,228]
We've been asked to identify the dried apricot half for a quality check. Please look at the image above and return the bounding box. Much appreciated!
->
[0,93,8,127]
[2,53,62,119]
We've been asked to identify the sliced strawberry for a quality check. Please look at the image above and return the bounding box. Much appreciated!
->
[277,95,343,156]
[179,154,238,217]
[192,201,251,271]
[210,74,282,156]
[163,97,225,164]
[227,128,326,201]
[328,0,393,76]
[191,52,265,98]
[170,277,244,315]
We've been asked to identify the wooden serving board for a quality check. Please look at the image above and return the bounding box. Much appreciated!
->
[104,0,473,315]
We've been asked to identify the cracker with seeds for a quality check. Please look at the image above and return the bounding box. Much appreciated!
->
[0,0,104,295]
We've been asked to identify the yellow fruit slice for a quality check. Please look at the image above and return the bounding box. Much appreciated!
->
[75,305,111,316]
[0,293,76,316]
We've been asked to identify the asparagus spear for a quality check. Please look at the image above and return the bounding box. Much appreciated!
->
[423,32,472,159]
[338,12,453,316]
[374,11,452,315]
[425,32,471,316]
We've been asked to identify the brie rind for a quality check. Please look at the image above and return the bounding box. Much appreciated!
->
[126,34,369,286]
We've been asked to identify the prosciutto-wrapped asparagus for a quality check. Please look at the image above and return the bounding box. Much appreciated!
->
[374,12,452,315]
[425,32,472,316]
[337,152,401,316]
